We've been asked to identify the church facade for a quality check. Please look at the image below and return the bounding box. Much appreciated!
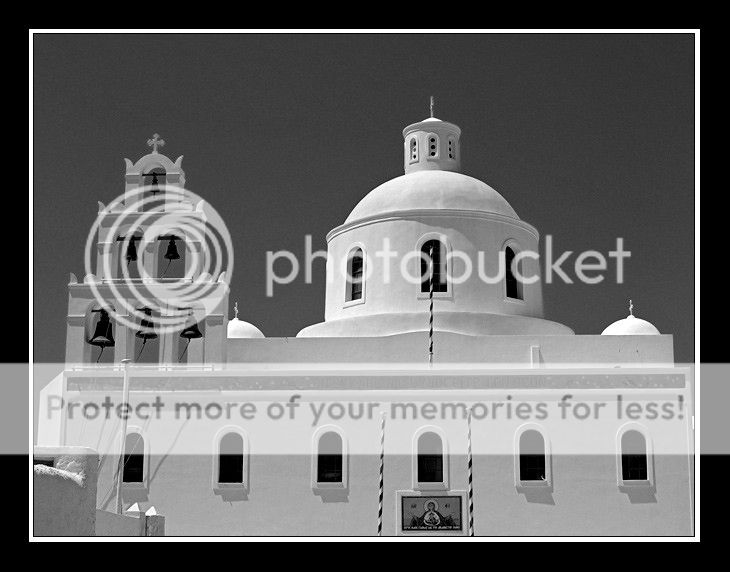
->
[36,111,694,536]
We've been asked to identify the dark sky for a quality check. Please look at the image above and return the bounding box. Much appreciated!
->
[33,33,695,363]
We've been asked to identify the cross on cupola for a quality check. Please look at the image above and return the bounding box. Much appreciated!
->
[147,133,165,154]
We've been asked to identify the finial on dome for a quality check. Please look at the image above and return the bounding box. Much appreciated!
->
[234,301,239,319]
[430,96,435,118]
[147,133,165,154]
[629,299,634,317]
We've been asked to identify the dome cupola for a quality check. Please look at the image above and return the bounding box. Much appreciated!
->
[601,300,660,336]
[403,97,462,174]
[227,302,265,339]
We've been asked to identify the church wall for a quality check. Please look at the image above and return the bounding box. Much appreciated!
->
[88,449,692,536]
[226,332,675,366]
[51,375,692,536]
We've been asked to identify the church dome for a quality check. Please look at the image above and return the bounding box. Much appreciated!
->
[344,170,519,225]
[227,318,265,339]
[296,102,573,339]
[601,311,660,336]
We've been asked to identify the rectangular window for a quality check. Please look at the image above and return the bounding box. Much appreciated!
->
[519,454,546,481]
[317,454,343,483]
[621,453,648,481]
[417,454,443,483]
[219,453,244,483]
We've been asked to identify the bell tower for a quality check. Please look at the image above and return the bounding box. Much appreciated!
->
[64,135,230,367]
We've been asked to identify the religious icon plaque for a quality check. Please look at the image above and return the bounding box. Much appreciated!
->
[398,492,466,535]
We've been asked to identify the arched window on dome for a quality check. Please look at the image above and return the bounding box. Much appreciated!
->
[421,239,447,293]
[448,136,456,160]
[409,137,418,163]
[346,248,364,303]
[505,246,523,300]
[620,430,648,482]
[427,134,439,159]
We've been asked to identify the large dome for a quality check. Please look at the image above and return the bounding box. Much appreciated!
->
[345,170,519,225]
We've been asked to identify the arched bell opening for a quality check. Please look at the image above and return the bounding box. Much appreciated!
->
[133,307,160,364]
[141,167,166,211]
[171,306,206,364]
[156,234,187,280]
[84,304,116,364]
[116,234,143,280]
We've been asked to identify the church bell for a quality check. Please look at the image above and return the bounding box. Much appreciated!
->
[89,309,115,347]
[180,322,203,340]
[135,307,158,340]
[126,238,138,265]
[164,237,181,261]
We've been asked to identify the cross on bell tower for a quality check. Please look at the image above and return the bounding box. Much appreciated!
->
[147,133,165,154]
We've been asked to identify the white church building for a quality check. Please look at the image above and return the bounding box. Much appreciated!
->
[35,110,694,536]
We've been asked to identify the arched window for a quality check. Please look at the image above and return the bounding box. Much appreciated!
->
[427,135,439,158]
[122,432,144,483]
[519,430,546,482]
[505,246,523,300]
[316,431,343,483]
[417,431,444,483]
[621,430,648,481]
[218,432,245,484]
[409,138,418,162]
[421,239,447,293]
[346,248,364,302]
[448,137,456,160]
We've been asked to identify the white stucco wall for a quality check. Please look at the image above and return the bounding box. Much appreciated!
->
[33,447,98,536]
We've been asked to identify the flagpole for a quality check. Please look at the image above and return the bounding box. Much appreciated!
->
[428,244,434,366]
[377,412,385,536]
[467,408,475,536]
[115,358,131,514]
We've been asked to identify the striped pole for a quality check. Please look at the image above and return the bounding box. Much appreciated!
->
[428,244,434,366]
[377,412,385,536]
[467,409,475,536]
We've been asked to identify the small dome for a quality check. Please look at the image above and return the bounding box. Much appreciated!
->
[601,314,660,336]
[227,318,265,339]
[345,170,518,224]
